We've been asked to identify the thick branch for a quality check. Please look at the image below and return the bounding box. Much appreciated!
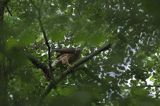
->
[26,54,51,80]
[41,43,112,99]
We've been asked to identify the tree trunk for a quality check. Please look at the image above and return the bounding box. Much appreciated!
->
[0,0,9,106]
[0,62,8,106]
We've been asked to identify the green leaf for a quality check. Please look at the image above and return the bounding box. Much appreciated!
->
[6,37,18,50]
[57,86,76,96]
[19,27,36,46]
[131,87,148,97]
[88,34,106,46]
[48,28,65,41]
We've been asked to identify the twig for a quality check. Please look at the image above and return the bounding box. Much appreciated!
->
[6,5,12,16]
[40,43,112,100]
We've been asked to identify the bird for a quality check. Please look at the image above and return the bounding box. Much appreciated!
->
[52,48,81,68]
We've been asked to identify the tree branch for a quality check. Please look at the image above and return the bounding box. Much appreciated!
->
[30,0,52,75]
[26,54,51,80]
[6,5,12,16]
[38,15,52,71]
[40,43,112,100]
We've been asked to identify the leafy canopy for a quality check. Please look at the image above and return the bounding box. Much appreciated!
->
[1,0,160,106]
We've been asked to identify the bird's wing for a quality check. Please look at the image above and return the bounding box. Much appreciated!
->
[53,48,76,54]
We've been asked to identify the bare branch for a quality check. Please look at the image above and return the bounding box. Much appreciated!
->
[30,0,52,75]
[38,14,52,71]
[6,5,12,16]
[26,54,51,80]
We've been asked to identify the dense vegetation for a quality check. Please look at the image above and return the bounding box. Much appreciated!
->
[1,0,160,106]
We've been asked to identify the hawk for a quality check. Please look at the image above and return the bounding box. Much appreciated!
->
[52,48,81,67]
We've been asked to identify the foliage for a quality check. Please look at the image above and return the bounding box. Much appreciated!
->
[1,0,160,106]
